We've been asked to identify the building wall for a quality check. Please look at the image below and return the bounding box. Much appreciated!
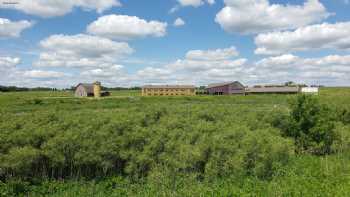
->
[75,85,87,97]
[207,85,229,94]
[228,84,245,94]
[142,88,195,96]
[301,87,319,94]
[245,87,300,94]
[207,83,245,95]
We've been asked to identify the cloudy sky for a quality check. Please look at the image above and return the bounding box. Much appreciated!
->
[1,0,350,88]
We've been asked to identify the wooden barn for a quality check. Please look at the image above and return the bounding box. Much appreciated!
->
[74,81,110,98]
[206,81,245,95]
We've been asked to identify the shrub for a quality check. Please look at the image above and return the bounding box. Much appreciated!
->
[336,107,350,125]
[0,179,30,196]
[273,95,336,155]
[332,122,350,153]
[33,99,43,105]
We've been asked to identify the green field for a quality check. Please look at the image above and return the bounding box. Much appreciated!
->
[1,88,350,196]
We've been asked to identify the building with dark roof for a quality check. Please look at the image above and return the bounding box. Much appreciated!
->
[206,81,245,95]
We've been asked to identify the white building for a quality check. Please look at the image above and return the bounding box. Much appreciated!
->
[301,87,319,94]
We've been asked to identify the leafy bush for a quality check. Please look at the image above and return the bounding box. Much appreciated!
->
[336,107,350,125]
[0,99,294,182]
[33,99,43,105]
[272,95,336,155]
[0,179,30,197]
[332,123,350,153]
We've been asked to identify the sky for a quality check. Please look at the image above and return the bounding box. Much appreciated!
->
[0,0,350,88]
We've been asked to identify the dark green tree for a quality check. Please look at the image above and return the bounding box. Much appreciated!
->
[277,95,336,155]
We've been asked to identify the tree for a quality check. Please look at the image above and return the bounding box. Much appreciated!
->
[274,95,336,155]
[284,81,295,86]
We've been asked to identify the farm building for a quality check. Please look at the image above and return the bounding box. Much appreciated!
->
[301,87,319,94]
[206,81,245,95]
[75,81,110,98]
[245,86,300,94]
[142,85,196,96]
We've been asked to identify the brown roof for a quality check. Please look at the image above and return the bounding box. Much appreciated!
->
[76,83,94,94]
[142,85,195,89]
[207,81,244,89]
[245,86,299,93]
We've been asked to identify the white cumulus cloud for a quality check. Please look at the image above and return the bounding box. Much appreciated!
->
[215,0,330,34]
[0,56,21,68]
[34,34,133,68]
[23,70,66,78]
[250,54,350,85]
[87,15,167,40]
[81,64,124,78]
[177,0,215,7]
[137,46,248,85]
[185,46,239,61]
[174,18,185,27]
[0,0,121,17]
[255,22,350,55]
[170,0,214,13]
[0,18,33,38]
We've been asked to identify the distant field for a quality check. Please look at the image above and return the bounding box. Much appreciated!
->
[1,87,350,196]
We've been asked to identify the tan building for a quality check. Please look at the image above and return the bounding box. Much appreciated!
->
[74,81,110,98]
[142,85,196,96]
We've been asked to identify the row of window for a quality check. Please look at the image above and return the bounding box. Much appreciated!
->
[146,93,192,96]
[144,89,194,92]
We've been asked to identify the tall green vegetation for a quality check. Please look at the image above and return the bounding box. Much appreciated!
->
[272,95,336,155]
[0,103,293,182]
[1,89,350,196]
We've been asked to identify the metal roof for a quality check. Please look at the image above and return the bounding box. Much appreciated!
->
[245,86,300,93]
[142,85,195,89]
[76,83,94,93]
[207,81,244,89]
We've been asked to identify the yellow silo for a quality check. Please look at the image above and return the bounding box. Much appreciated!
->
[93,81,101,98]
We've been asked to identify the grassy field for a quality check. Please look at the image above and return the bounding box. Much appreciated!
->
[1,88,350,196]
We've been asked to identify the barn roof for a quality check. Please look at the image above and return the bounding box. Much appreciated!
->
[76,83,94,93]
[245,86,300,93]
[142,85,195,89]
[207,81,244,89]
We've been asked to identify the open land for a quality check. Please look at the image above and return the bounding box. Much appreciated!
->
[1,88,350,196]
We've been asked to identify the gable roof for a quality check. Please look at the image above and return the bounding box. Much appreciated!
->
[76,83,94,94]
[207,81,244,89]
[142,85,195,89]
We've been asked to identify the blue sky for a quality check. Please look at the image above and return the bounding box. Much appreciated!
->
[0,0,350,88]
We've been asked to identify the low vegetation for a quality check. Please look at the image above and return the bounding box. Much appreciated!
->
[0,88,350,196]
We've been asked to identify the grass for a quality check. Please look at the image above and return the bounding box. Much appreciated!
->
[1,88,350,196]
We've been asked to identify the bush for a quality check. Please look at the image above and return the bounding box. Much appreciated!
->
[336,107,350,125]
[0,179,30,196]
[332,122,350,153]
[33,99,43,105]
[272,95,336,155]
